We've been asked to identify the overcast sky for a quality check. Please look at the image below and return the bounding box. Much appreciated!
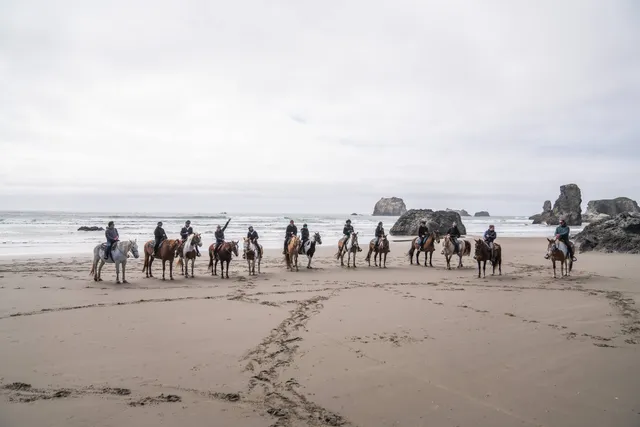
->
[1,0,639,215]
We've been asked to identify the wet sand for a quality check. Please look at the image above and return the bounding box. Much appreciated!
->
[0,237,639,426]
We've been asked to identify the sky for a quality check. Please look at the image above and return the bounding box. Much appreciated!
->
[1,0,639,215]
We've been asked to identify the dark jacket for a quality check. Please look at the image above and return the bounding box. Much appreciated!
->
[375,225,384,237]
[106,227,119,241]
[215,219,231,241]
[247,230,259,240]
[343,225,354,236]
[484,229,496,243]
[301,227,309,240]
[555,225,570,239]
[285,224,298,238]
[418,225,428,237]
[447,226,461,239]
[180,226,193,240]
[154,226,167,241]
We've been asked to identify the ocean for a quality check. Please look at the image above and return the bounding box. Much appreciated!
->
[0,211,584,258]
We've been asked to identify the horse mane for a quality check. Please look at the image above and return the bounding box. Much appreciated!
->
[185,234,194,247]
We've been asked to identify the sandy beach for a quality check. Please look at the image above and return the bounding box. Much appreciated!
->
[0,237,639,426]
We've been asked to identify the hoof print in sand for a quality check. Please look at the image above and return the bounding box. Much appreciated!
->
[129,394,182,406]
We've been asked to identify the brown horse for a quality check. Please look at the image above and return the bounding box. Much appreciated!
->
[474,239,502,278]
[546,238,574,278]
[284,236,300,271]
[442,235,471,270]
[142,239,182,280]
[407,231,440,267]
[336,232,360,268]
[176,233,202,278]
[365,235,390,268]
[208,241,239,279]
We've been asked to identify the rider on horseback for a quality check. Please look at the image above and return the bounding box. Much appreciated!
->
[545,218,577,262]
[283,220,298,254]
[299,224,310,254]
[374,222,385,248]
[104,221,119,260]
[482,225,497,261]
[215,218,231,254]
[153,221,167,257]
[180,220,200,257]
[244,226,260,259]
[417,220,429,248]
[444,221,461,254]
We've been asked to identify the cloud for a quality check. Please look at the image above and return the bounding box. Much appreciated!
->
[1,0,639,215]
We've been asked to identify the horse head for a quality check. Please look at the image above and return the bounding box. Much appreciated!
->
[193,233,202,247]
[474,239,485,257]
[433,231,441,243]
[314,232,322,245]
[129,239,140,258]
[547,238,559,257]
[231,240,240,257]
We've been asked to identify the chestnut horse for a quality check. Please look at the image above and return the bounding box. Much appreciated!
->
[407,231,440,267]
[365,234,390,268]
[142,239,182,280]
[285,236,300,271]
[336,232,360,268]
[474,239,502,278]
[546,238,573,278]
[208,241,239,279]
[176,233,202,278]
[442,235,471,270]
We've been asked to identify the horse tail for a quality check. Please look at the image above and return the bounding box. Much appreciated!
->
[142,252,148,272]
[90,261,95,276]
[176,258,183,268]
[208,254,213,271]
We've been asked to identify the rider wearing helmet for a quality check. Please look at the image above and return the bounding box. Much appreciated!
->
[153,221,167,256]
[180,220,199,256]
[104,221,119,260]
[546,218,577,262]
[374,221,385,248]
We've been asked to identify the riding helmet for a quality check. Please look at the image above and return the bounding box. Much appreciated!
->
[186,220,191,225]
[346,219,351,223]
[108,221,114,227]
[303,223,308,227]
[248,226,253,230]
[157,221,163,226]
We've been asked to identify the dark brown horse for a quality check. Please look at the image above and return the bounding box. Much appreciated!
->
[407,231,440,267]
[142,239,182,280]
[474,239,502,278]
[208,241,239,279]
[365,235,390,268]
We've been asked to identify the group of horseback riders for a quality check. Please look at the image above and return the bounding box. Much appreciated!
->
[101,216,577,263]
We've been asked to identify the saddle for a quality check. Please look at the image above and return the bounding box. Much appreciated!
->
[101,242,117,251]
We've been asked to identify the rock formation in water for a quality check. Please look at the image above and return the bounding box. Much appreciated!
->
[446,208,470,217]
[78,226,104,231]
[373,197,408,216]
[530,184,582,225]
[474,211,490,217]
[583,197,640,222]
[574,212,640,253]
[390,209,466,236]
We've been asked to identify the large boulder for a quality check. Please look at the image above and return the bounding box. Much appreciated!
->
[446,208,470,217]
[390,209,466,236]
[583,197,640,222]
[474,211,490,217]
[530,185,582,225]
[574,212,640,254]
[373,197,407,216]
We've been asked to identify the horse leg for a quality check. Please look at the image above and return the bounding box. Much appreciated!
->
[477,260,481,278]
[225,260,230,279]
[429,251,434,268]
[552,260,556,278]
[162,260,166,281]
[148,256,154,278]
[353,251,357,268]
[170,258,174,280]
[122,262,129,284]
[98,260,105,281]
[115,261,121,284]
[482,260,486,278]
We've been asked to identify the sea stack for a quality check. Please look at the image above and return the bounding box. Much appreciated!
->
[373,197,408,216]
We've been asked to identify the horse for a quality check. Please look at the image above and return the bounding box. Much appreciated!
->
[243,238,262,276]
[442,235,471,270]
[474,239,502,278]
[336,232,360,268]
[407,231,440,267]
[300,232,322,269]
[90,239,140,283]
[142,238,182,280]
[546,238,574,278]
[365,234,390,268]
[284,235,300,271]
[208,241,239,279]
[176,233,202,278]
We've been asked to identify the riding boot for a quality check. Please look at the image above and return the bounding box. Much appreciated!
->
[196,247,201,257]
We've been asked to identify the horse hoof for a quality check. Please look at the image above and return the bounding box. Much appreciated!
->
[170,277,174,281]
[98,278,103,282]
[116,281,121,284]
[123,280,129,284]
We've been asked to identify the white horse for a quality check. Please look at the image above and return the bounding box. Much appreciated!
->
[243,237,262,276]
[90,239,139,283]
[300,231,322,269]
[442,234,471,270]
[177,233,202,278]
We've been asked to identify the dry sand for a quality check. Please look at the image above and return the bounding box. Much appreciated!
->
[0,237,639,427]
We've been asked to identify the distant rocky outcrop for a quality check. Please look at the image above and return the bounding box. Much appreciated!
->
[390,209,466,236]
[574,212,640,254]
[530,184,582,225]
[373,197,407,216]
[583,197,640,222]
[78,226,104,231]
[446,208,470,217]
[350,213,359,216]
[474,211,490,217]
